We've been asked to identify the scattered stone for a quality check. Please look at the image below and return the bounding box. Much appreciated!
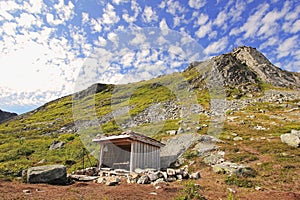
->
[105,177,120,186]
[26,165,67,185]
[148,173,159,182]
[233,136,243,141]
[177,127,184,134]
[255,186,262,191]
[149,192,157,195]
[190,171,201,179]
[167,168,176,176]
[203,151,225,165]
[69,175,98,182]
[23,190,31,194]
[152,178,167,187]
[137,175,150,184]
[166,130,177,135]
[227,188,236,193]
[166,177,177,182]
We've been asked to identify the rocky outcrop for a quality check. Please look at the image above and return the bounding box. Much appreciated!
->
[232,46,300,89]
[281,130,300,148]
[25,165,67,185]
[0,109,17,123]
[160,134,201,169]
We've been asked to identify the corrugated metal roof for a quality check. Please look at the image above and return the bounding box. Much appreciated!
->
[92,130,165,147]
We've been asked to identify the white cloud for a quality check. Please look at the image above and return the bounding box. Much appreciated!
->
[90,18,102,32]
[159,18,169,36]
[194,13,209,26]
[112,0,130,5]
[203,36,228,55]
[259,37,278,49]
[188,0,207,9]
[165,0,186,15]
[142,6,158,23]
[82,12,89,24]
[257,1,291,37]
[102,3,120,25]
[195,22,212,38]
[122,0,141,23]
[291,19,300,33]
[214,11,227,27]
[277,35,298,58]
[230,3,269,38]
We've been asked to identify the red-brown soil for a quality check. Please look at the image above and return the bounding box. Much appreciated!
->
[1,166,299,200]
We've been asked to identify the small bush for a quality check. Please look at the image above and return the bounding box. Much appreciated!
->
[175,180,206,200]
[225,175,255,188]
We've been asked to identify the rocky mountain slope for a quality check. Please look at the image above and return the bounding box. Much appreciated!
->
[0,109,17,123]
[0,46,299,199]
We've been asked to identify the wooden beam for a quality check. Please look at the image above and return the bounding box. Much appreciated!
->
[98,144,104,170]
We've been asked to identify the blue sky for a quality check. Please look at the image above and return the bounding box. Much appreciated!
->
[0,0,299,114]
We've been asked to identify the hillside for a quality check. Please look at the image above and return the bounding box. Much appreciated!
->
[0,46,299,199]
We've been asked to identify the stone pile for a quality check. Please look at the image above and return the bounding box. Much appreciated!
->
[202,151,256,178]
[92,166,201,186]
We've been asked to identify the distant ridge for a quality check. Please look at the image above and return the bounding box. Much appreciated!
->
[0,109,17,123]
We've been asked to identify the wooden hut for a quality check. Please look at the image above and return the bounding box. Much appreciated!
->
[92,130,165,172]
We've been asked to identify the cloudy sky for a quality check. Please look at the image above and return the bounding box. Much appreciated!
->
[0,0,299,114]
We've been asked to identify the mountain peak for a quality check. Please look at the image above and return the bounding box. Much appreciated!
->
[218,46,300,89]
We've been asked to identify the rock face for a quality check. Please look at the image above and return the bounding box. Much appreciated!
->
[26,165,67,185]
[160,134,201,169]
[281,130,300,148]
[0,109,17,123]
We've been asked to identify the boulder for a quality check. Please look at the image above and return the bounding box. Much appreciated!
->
[49,141,65,150]
[280,133,300,148]
[160,134,201,168]
[26,165,67,185]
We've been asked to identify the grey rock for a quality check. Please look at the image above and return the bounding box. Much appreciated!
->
[106,177,121,186]
[160,134,201,169]
[27,165,67,185]
[148,173,159,182]
[291,130,300,137]
[137,175,150,184]
[203,151,225,165]
[190,171,201,179]
[69,175,98,182]
[233,136,243,141]
[281,133,300,148]
[152,178,167,186]
[166,177,177,182]
[166,130,177,135]
[49,141,65,150]
[177,127,185,134]
[167,168,176,176]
